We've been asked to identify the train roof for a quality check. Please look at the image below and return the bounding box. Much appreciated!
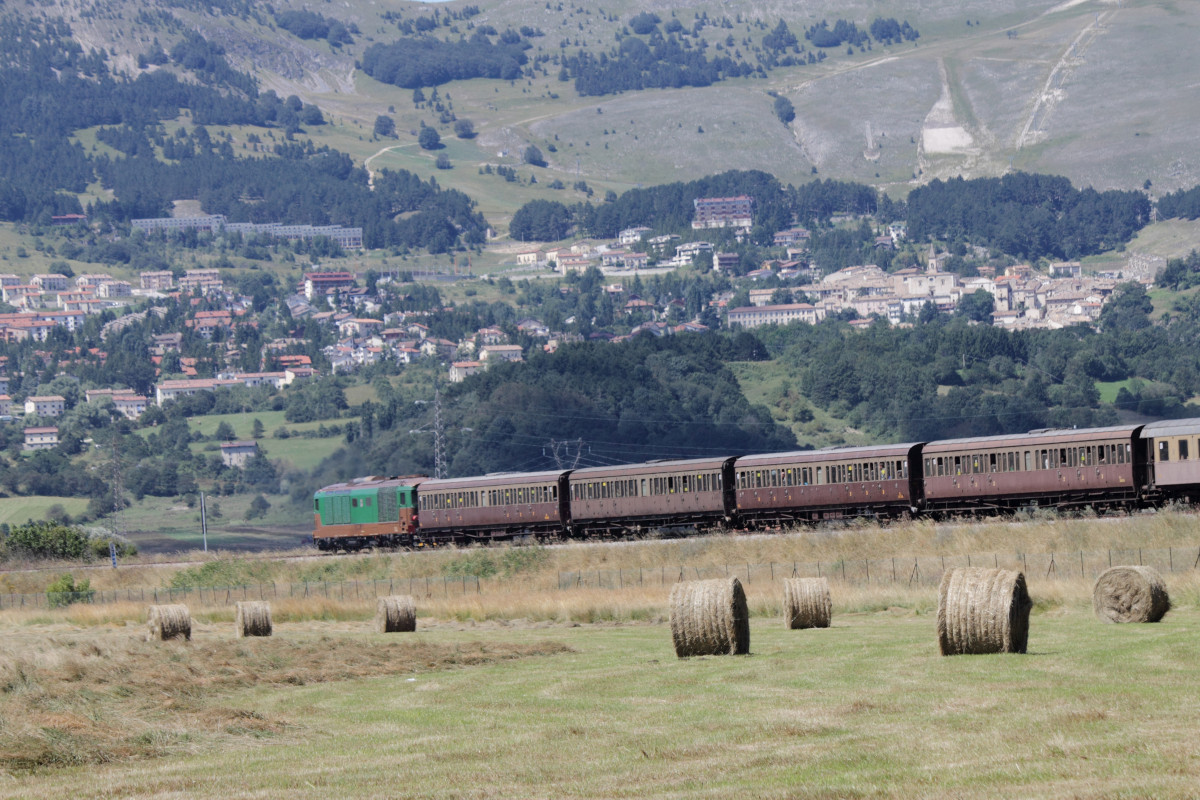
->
[735,443,919,466]
[316,475,425,494]
[417,469,568,491]
[1140,417,1200,438]
[568,456,734,479]
[923,424,1142,452]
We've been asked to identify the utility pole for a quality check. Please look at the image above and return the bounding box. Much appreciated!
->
[110,435,125,545]
[200,491,208,552]
[433,388,447,479]
[548,438,585,469]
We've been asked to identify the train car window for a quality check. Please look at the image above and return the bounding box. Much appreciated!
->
[1158,441,1169,462]
[901,460,909,479]
[1180,440,1190,460]
[1119,443,1128,463]
[667,476,676,493]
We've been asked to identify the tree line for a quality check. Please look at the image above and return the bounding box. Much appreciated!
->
[359,31,532,88]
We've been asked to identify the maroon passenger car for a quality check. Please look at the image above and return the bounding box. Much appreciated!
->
[416,470,570,543]
[733,444,923,525]
[567,457,736,536]
[1141,418,1200,502]
[921,425,1144,514]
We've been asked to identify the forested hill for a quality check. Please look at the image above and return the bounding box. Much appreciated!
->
[310,333,796,484]
[0,17,485,252]
[752,281,1200,443]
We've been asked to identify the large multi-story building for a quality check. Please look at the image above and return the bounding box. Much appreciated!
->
[727,304,824,329]
[23,426,58,450]
[692,195,754,230]
[132,216,363,249]
[24,395,65,417]
[139,271,175,290]
[304,271,356,299]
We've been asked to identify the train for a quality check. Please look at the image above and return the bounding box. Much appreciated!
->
[311,417,1200,551]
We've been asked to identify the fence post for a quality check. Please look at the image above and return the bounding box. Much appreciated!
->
[746,563,751,584]
[1080,551,1085,578]
[1169,547,1173,572]
[864,560,869,584]
[892,557,896,583]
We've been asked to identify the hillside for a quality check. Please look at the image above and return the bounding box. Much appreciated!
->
[9,0,1200,237]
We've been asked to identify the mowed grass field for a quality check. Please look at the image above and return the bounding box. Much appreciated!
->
[4,602,1200,799]
[5,511,1200,796]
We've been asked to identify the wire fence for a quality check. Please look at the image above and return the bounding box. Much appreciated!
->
[7,545,1200,610]
[557,546,1200,591]
[1,575,482,611]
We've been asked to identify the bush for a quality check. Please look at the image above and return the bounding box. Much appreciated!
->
[6,521,91,560]
[245,494,272,520]
[442,549,498,578]
[47,573,94,607]
[523,144,547,167]
[418,126,442,150]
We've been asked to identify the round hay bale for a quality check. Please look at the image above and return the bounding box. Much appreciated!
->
[146,604,191,641]
[936,567,1031,656]
[782,577,832,629]
[1093,565,1170,623]
[375,595,417,633]
[235,601,273,638]
[669,576,750,658]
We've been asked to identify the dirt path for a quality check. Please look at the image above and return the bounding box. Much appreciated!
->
[364,143,416,188]
[1017,8,1115,150]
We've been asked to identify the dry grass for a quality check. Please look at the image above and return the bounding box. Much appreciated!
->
[0,625,571,772]
[6,511,1200,631]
